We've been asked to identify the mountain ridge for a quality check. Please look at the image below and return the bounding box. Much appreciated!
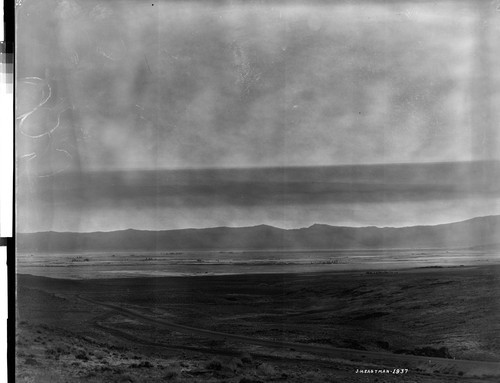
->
[19,215,500,235]
[17,215,500,253]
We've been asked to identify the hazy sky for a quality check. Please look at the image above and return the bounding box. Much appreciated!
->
[16,1,500,232]
[17,161,500,232]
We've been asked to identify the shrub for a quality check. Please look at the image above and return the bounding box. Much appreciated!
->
[257,362,275,376]
[116,374,135,383]
[24,357,38,366]
[304,370,324,381]
[138,361,153,368]
[129,361,153,368]
[94,350,107,360]
[228,357,243,371]
[239,352,252,364]
[56,345,70,355]
[74,349,89,361]
[163,367,179,380]
[45,348,57,356]
[376,341,390,350]
[206,358,222,370]
[239,378,263,383]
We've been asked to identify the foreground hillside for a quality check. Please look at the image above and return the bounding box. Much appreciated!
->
[16,266,500,382]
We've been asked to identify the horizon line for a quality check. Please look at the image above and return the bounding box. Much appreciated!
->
[17,214,500,235]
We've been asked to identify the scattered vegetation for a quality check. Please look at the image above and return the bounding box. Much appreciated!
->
[256,362,275,376]
[395,346,452,359]
[162,366,180,380]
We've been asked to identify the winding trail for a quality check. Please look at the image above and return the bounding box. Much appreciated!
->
[78,294,500,377]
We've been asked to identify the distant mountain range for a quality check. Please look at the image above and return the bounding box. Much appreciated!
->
[16,215,500,253]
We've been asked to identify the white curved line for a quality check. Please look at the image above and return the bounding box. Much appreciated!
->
[37,149,72,178]
[22,77,44,82]
[55,148,73,159]
[20,152,37,160]
[37,166,70,178]
[19,107,70,139]
[17,79,52,122]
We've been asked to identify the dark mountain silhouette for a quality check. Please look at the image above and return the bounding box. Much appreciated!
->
[17,216,500,253]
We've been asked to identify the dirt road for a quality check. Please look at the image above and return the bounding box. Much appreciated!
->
[78,294,500,378]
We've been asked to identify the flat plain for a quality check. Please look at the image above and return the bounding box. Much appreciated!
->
[16,264,500,382]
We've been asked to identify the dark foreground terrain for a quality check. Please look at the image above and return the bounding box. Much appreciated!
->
[16,266,500,382]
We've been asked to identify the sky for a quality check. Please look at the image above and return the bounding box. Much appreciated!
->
[16,0,500,232]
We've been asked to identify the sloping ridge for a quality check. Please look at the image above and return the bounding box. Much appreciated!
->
[17,215,500,252]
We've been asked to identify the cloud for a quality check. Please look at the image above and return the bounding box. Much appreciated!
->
[16,0,500,175]
[21,161,500,206]
[15,1,500,231]
[17,161,500,232]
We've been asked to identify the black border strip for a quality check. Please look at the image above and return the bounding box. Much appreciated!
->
[3,0,15,382]
[0,237,14,383]
[2,0,14,55]
[5,238,14,383]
